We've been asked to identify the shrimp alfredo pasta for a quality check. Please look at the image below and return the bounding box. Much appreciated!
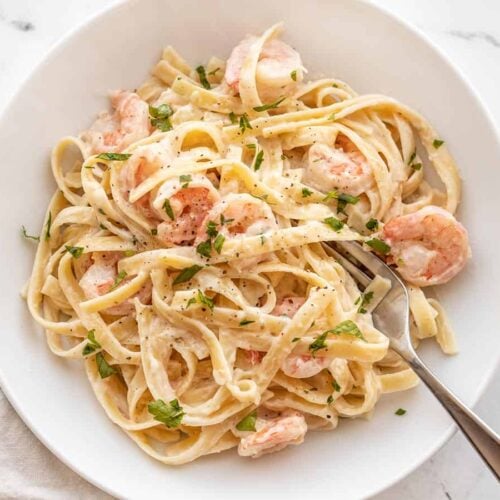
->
[24,24,471,463]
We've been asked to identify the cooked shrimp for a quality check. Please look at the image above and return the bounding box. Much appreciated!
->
[79,252,151,315]
[281,354,331,379]
[238,410,308,458]
[272,296,330,378]
[271,296,305,317]
[303,142,374,196]
[197,193,277,242]
[225,36,304,101]
[153,175,220,246]
[81,91,151,155]
[382,205,470,287]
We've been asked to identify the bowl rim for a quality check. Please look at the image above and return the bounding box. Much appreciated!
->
[0,0,498,498]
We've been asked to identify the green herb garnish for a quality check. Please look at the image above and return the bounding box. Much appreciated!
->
[411,162,422,171]
[179,174,192,188]
[206,220,218,238]
[301,188,313,198]
[163,199,175,220]
[291,337,300,342]
[309,331,329,355]
[408,151,416,165]
[355,291,374,314]
[110,270,127,291]
[253,96,286,112]
[395,408,407,416]
[324,320,365,341]
[96,352,117,378]
[21,226,39,241]
[324,216,344,232]
[149,104,173,132]
[214,233,225,254]
[253,150,264,171]
[239,113,253,134]
[64,245,84,259]
[82,330,101,356]
[433,139,444,149]
[148,399,185,428]
[44,212,52,240]
[366,238,391,255]
[229,112,238,124]
[173,265,203,285]
[239,319,255,326]
[326,395,334,404]
[332,380,341,392]
[196,239,212,258]
[365,218,379,231]
[327,113,336,121]
[195,65,211,89]
[290,70,297,81]
[236,410,257,431]
[96,152,132,161]
[151,228,158,236]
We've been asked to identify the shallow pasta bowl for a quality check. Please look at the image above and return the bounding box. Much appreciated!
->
[1,0,499,498]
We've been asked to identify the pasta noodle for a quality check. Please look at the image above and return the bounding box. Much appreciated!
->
[23,23,470,463]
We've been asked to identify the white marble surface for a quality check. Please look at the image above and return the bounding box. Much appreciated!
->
[0,1,498,498]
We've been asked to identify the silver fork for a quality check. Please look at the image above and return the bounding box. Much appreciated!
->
[323,240,500,479]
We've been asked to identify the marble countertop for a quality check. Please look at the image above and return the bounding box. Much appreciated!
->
[0,1,498,498]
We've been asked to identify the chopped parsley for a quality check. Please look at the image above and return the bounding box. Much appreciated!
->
[123,250,136,257]
[301,188,313,198]
[323,190,359,206]
[324,216,344,232]
[214,233,225,254]
[411,162,423,171]
[290,70,297,81]
[195,65,211,90]
[366,238,391,255]
[220,214,234,226]
[44,212,52,240]
[408,151,416,165]
[253,150,264,171]
[291,337,300,342]
[173,265,203,285]
[355,291,374,314]
[82,330,101,356]
[206,220,218,238]
[365,218,379,231]
[110,270,127,291]
[395,408,407,416]
[196,239,212,258]
[96,352,117,379]
[96,152,132,161]
[239,113,253,134]
[21,226,39,241]
[327,395,334,404]
[236,410,257,431]
[433,139,444,149]
[151,228,158,236]
[309,331,329,355]
[148,399,184,428]
[64,245,84,259]
[162,199,175,220]
[253,96,286,112]
[246,143,256,150]
[149,104,173,132]
[332,380,341,392]
[239,319,255,326]
[186,289,214,311]
[228,112,238,124]
[324,320,365,341]
[327,113,336,121]
[179,174,192,188]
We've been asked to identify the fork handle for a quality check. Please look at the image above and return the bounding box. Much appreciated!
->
[404,354,500,479]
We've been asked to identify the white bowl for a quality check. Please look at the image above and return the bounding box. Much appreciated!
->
[1,0,499,498]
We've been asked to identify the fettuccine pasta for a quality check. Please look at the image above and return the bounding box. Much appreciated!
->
[23,23,470,463]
